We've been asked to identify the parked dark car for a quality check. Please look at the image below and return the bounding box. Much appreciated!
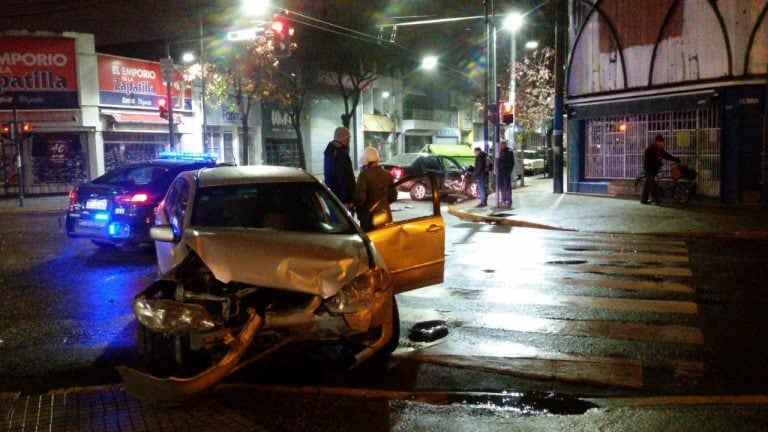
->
[65,152,220,248]
[381,153,480,200]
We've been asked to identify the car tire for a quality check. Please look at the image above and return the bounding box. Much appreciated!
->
[467,181,478,198]
[91,239,116,248]
[381,297,400,354]
[409,182,429,200]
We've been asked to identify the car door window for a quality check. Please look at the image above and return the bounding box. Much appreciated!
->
[440,156,462,173]
[421,157,441,171]
[164,178,190,236]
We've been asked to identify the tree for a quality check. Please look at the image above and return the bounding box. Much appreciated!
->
[322,43,381,129]
[512,47,555,134]
[205,38,279,165]
[269,53,318,170]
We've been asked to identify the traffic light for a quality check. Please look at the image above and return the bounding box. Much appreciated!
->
[158,97,169,119]
[270,13,294,57]
[1,123,10,140]
[501,102,514,125]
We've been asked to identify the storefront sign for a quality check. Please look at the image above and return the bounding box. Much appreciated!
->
[436,128,460,138]
[97,54,191,111]
[0,36,79,109]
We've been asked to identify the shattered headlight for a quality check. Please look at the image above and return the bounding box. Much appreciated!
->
[133,298,217,335]
[325,268,390,313]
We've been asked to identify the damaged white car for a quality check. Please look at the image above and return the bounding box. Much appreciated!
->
[117,165,445,402]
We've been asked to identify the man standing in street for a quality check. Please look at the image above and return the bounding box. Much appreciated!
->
[324,127,356,209]
[473,146,489,207]
[497,140,515,208]
[642,134,680,204]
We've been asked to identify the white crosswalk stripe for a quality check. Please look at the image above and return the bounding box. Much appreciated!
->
[395,230,702,389]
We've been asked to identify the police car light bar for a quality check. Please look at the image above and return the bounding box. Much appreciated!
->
[157,151,217,162]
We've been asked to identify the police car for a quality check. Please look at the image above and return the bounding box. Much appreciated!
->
[65,152,220,248]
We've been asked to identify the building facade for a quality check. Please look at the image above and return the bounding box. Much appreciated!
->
[1,31,478,198]
[566,0,767,203]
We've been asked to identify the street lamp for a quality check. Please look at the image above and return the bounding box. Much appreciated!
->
[421,55,438,70]
[504,12,523,186]
[242,0,271,15]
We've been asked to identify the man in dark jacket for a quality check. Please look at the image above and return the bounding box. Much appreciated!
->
[473,146,489,207]
[324,127,356,208]
[354,147,397,230]
[497,140,515,208]
[642,134,680,204]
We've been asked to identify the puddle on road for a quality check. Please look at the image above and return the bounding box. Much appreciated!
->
[546,260,589,265]
[423,391,597,415]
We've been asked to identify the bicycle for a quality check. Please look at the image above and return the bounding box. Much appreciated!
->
[634,162,697,204]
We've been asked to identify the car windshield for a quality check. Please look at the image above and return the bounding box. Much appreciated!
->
[191,181,356,234]
[93,165,170,187]
[384,153,421,166]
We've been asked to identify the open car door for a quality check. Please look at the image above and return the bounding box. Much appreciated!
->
[366,173,445,294]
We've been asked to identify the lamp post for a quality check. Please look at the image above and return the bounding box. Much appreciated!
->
[504,12,523,186]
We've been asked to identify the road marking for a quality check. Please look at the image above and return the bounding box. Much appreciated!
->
[540,233,688,247]
[549,243,688,254]
[559,277,694,293]
[403,288,699,314]
[554,263,693,277]
[396,341,643,388]
[399,307,704,344]
[553,251,690,263]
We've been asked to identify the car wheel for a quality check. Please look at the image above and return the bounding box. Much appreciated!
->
[91,239,116,248]
[409,182,429,200]
[381,297,400,354]
[467,181,478,198]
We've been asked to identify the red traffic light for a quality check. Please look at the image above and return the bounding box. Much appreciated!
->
[1,123,10,135]
[158,98,169,119]
[271,19,285,34]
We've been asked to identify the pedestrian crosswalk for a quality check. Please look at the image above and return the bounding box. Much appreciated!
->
[394,230,703,389]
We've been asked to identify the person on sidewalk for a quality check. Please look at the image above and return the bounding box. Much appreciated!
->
[324,126,356,209]
[354,147,397,231]
[641,134,680,204]
[473,146,490,207]
[496,140,515,208]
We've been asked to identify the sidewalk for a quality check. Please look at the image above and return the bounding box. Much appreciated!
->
[448,176,768,238]
[0,194,69,215]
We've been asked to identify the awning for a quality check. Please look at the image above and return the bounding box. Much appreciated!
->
[363,114,394,133]
[103,110,180,125]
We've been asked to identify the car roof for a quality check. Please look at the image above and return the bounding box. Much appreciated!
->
[193,165,316,187]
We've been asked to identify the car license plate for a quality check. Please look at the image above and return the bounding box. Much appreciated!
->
[78,219,107,228]
[85,199,108,210]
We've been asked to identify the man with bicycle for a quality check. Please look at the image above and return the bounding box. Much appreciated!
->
[641,134,681,204]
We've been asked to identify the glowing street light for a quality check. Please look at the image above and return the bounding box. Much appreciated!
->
[421,55,438,70]
[242,0,271,16]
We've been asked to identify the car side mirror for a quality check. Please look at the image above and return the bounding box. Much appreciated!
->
[150,225,176,243]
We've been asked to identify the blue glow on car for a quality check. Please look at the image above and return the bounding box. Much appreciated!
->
[157,151,217,162]
[94,212,110,221]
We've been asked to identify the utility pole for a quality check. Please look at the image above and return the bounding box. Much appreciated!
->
[552,0,567,194]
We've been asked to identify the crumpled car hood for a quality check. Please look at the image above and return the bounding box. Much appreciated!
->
[180,228,370,298]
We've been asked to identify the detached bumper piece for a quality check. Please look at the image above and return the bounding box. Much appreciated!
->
[117,310,263,403]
